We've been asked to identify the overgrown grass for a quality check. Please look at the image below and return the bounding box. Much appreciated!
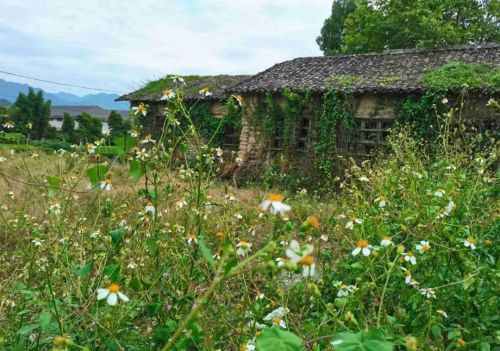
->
[0,95,498,351]
[421,62,500,91]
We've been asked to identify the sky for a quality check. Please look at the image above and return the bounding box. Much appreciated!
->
[0,0,331,96]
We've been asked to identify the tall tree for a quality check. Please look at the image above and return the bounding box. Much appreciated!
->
[318,0,500,55]
[76,113,102,142]
[108,110,124,137]
[10,88,51,138]
[316,0,357,55]
[61,113,76,142]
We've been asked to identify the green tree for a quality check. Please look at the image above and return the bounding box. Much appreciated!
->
[108,110,125,137]
[10,88,51,139]
[76,113,102,142]
[61,113,76,142]
[319,0,500,55]
[316,0,357,55]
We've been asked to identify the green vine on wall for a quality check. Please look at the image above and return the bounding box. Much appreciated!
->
[189,96,242,146]
[252,89,311,151]
[314,87,354,177]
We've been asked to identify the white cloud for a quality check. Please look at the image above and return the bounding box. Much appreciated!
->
[0,0,331,95]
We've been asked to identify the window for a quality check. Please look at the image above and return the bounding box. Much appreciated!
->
[295,116,312,152]
[221,125,239,150]
[344,118,394,157]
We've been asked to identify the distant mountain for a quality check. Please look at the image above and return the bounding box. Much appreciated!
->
[0,98,10,106]
[0,79,129,110]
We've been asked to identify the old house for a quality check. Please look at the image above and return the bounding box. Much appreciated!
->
[117,75,250,150]
[230,44,499,175]
[50,106,128,131]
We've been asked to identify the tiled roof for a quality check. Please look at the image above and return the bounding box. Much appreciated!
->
[231,44,500,94]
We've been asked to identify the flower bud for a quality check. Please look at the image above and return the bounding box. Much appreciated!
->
[405,336,418,351]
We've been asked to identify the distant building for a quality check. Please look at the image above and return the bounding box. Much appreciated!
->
[50,106,129,131]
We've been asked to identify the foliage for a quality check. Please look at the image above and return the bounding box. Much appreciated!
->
[0,132,27,144]
[61,113,76,143]
[189,96,242,146]
[421,62,500,91]
[0,79,498,351]
[9,88,51,139]
[75,112,102,142]
[252,90,311,151]
[314,87,353,177]
[108,110,130,138]
[316,0,357,55]
[319,0,500,54]
[396,89,447,144]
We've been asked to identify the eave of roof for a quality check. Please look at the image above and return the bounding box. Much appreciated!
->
[117,75,252,102]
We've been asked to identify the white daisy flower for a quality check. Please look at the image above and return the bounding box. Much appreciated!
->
[275,257,286,268]
[352,239,372,256]
[236,241,252,256]
[463,237,476,250]
[286,240,315,278]
[140,134,156,144]
[186,233,198,245]
[416,240,431,254]
[100,178,113,191]
[103,129,111,137]
[358,176,369,182]
[136,148,149,161]
[144,201,155,215]
[420,288,436,299]
[272,316,287,328]
[131,103,147,116]
[0,157,7,162]
[374,195,387,208]
[335,282,357,297]
[345,216,362,230]
[32,238,44,246]
[2,121,14,129]
[434,189,445,197]
[259,194,291,216]
[161,89,176,101]
[241,341,256,351]
[199,87,212,97]
[97,284,129,306]
[87,143,96,154]
[263,307,289,321]
[380,236,393,247]
[255,291,264,300]
[403,251,417,265]
[172,75,185,85]
[400,267,412,284]
[233,95,243,107]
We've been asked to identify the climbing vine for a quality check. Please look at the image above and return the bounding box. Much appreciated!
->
[251,89,311,151]
[314,87,354,177]
[189,95,242,146]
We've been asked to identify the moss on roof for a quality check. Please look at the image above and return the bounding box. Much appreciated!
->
[421,62,500,91]
[117,75,251,102]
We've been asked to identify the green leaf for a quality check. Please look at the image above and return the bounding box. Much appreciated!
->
[146,238,159,255]
[109,229,125,246]
[198,235,214,270]
[129,276,142,292]
[103,264,121,282]
[38,311,51,333]
[86,165,108,188]
[73,261,93,277]
[256,327,304,351]
[431,324,441,337]
[146,302,163,316]
[17,324,38,336]
[224,258,238,276]
[96,146,123,158]
[130,158,145,182]
[46,176,61,197]
[332,329,393,351]
[479,342,491,351]
[113,136,137,153]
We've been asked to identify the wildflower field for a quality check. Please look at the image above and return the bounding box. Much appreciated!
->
[0,86,498,351]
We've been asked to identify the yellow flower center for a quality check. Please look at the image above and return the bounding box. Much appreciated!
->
[383,236,391,241]
[267,193,284,202]
[216,231,224,238]
[53,336,67,346]
[407,251,414,257]
[105,178,112,185]
[357,239,369,248]
[422,245,430,252]
[163,89,172,95]
[467,237,475,244]
[108,283,120,293]
[404,270,411,276]
[349,216,357,222]
[188,233,197,240]
[298,255,314,266]
[273,317,282,325]
[484,239,492,245]
[308,215,319,229]
[138,104,145,111]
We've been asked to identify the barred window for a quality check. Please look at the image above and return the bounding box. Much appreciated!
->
[345,118,394,157]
